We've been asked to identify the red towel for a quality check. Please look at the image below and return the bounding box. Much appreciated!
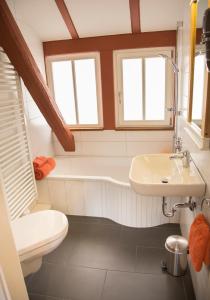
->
[189,213,210,272]
[33,156,48,168]
[34,158,56,180]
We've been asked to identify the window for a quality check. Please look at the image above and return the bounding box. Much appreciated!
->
[114,48,174,128]
[46,53,103,129]
[192,52,206,128]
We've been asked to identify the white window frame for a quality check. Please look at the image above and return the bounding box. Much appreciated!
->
[46,52,103,129]
[113,47,175,128]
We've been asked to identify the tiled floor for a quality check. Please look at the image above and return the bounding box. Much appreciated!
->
[25,216,195,300]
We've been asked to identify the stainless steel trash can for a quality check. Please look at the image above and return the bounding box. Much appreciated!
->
[165,235,188,276]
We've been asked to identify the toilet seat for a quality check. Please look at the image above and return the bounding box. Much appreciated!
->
[11,210,68,261]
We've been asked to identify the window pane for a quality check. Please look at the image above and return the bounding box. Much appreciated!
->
[145,57,166,120]
[74,59,98,124]
[192,54,205,121]
[52,61,76,124]
[122,58,143,120]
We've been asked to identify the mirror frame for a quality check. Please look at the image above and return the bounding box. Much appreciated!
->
[188,0,210,138]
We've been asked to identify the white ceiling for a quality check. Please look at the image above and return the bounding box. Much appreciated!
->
[66,0,131,38]
[6,0,187,42]
[7,0,70,41]
[140,0,183,32]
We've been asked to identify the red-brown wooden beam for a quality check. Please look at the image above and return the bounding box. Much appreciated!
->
[55,0,79,39]
[129,0,141,33]
[43,31,176,55]
[100,51,115,129]
[43,31,176,130]
[0,0,75,151]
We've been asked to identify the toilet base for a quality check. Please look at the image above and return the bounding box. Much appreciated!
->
[21,257,42,277]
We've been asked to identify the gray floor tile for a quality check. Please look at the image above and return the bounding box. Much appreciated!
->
[165,225,182,236]
[136,247,167,274]
[68,215,102,224]
[26,217,193,300]
[61,265,106,300]
[43,237,73,265]
[182,268,196,300]
[68,215,117,225]
[68,239,136,271]
[26,263,50,295]
[120,226,169,248]
[70,222,121,244]
[27,263,106,300]
[102,271,186,300]
[29,294,61,300]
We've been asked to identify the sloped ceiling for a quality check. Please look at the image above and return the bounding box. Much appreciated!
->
[7,0,184,41]
[6,0,70,41]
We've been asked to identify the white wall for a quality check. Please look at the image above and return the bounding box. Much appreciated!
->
[177,2,210,300]
[6,0,54,158]
[53,130,173,157]
[0,188,29,300]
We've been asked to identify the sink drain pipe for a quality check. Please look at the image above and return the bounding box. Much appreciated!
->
[162,196,196,217]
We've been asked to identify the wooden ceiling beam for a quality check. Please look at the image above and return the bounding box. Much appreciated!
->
[43,31,176,55]
[55,0,79,39]
[0,0,75,151]
[129,0,141,34]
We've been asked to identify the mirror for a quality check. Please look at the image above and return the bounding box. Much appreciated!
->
[192,0,207,129]
[188,0,210,141]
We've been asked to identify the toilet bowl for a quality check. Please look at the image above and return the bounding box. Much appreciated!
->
[11,210,68,277]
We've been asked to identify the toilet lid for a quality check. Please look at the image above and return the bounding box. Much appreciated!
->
[11,210,68,256]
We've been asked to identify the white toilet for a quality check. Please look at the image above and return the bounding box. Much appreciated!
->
[11,210,68,277]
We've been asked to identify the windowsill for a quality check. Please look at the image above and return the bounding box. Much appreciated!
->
[68,126,174,131]
[68,126,104,131]
[184,122,210,150]
[115,126,174,131]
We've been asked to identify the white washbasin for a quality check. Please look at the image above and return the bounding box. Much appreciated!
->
[129,154,205,197]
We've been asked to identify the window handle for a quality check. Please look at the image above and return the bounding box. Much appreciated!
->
[166,107,182,116]
[166,107,176,112]
[118,92,122,104]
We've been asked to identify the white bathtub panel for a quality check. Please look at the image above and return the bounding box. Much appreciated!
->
[156,196,167,225]
[65,181,85,215]
[103,183,121,224]
[84,181,103,217]
[36,180,51,205]
[47,180,67,213]
[168,197,182,223]
[122,188,137,227]
[140,196,148,226]
[37,178,180,227]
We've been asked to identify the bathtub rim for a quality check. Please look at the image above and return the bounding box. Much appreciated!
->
[46,174,130,187]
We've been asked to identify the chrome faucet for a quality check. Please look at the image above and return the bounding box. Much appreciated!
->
[169,150,191,168]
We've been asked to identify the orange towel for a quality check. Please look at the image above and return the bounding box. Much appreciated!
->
[189,213,210,272]
[34,158,56,180]
[33,156,48,168]
[204,232,210,266]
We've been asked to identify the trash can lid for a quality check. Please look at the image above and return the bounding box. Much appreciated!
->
[165,235,188,254]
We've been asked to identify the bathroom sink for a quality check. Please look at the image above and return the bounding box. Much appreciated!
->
[129,154,205,197]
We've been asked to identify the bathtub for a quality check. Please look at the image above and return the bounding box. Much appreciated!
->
[50,156,131,186]
[36,156,181,227]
